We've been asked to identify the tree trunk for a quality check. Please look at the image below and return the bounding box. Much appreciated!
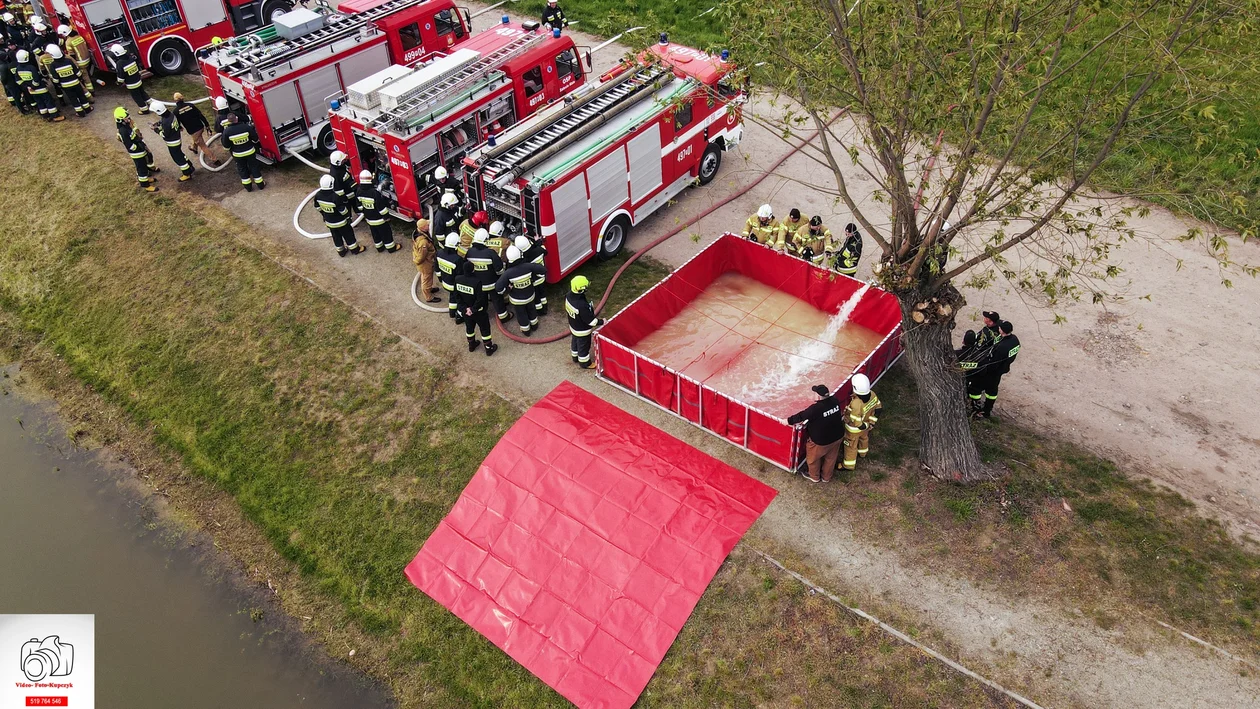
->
[896,289,990,483]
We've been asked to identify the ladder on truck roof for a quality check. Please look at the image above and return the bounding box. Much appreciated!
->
[370,30,547,133]
[221,0,427,79]
[479,63,674,183]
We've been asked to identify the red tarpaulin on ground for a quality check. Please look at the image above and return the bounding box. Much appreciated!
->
[405,381,777,709]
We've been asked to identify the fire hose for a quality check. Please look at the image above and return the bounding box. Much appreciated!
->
[484,128,824,345]
[292,188,365,239]
[198,132,231,172]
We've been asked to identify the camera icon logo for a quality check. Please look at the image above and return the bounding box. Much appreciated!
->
[20,636,74,682]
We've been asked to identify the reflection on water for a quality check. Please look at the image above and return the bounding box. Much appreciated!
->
[635,273,883,418]
[0,372,393,709]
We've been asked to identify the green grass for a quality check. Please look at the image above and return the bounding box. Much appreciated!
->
[0,108,1006,706]
[831,365,1260,654]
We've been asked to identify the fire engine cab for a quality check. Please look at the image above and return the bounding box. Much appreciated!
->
[198,0,471,161]
[463,36,745,282]
[51,0,295,75]
[327,20,590,219]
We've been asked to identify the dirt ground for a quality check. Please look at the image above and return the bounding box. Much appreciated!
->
[59,7,1260,707]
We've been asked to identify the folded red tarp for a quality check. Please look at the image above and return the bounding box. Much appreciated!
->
[406,381,777,709]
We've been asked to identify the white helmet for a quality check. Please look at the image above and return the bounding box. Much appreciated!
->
[149,100,166,115]
[14,49,28,63]
[45,44,61,59]
[472,228,488,245]
[319,174,335,190]
[109,43,126,57]
[506,245,522,262]
[214,96,228,110]
[31,21,45,32]
[851,373,871,396]
[489,221,505,237]
[57,24,71,37]
[439,192,458,209]
[444,233,460,249]
[330,150,346,166]
[514,235,531,252]
[358,170,372,183]
[434,166,448,180]
[756,204,773,220]
[2,13,13,23]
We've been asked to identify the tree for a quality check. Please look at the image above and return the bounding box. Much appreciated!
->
[721,0,1241,482]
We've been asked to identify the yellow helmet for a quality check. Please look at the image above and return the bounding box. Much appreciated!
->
[571,275,590,293]
[113,106,128,120]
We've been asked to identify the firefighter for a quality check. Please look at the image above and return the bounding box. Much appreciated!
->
[46,44,88,117]
[109,43,149,112]
[213,95,234,131]
[433,192,461,250]
[149,100,193,181]
[412,218,441,303]
[833,222,862,277]
[787,384,846,483]
[436,232,465,321]
[541,0,568,30]
[459,210,489,256]
[355,170,399,252]
[496,245,547,336]
[173,92,218,166]
[796,216,832,266]
[566,276,602,368]
[115,106,158,191]
[465,228,513,323]
[56,25,94,94]
[329,150,352,200]
[776,208,805,254]
[742,204,778,245]
[0,13,15,45]
[314,173,363,256]
[485,218,510,259]
[975,310,1002,351]
[517,234,549,315]
[455,261,497,356]
[15,49,60,120]
[222,112,264,191]
[840,373,881,473]
[968,320,1020,419]
[0,46,23,112]
[424,165,461,203]
[34,40,61,105]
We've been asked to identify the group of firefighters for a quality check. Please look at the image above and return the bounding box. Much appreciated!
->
[1,12,96,121]
[742,203,863,276]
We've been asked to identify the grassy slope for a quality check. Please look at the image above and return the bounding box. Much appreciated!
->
[0,112,1007,705]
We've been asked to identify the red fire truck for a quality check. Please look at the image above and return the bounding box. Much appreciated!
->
[462,37,745,282]
[198,0,471,161]
[326,21,590,219]
[49,0,295,75]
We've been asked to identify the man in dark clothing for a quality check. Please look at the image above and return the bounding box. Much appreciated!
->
[833,222,863,277]
[115,106,158,191]
[464,229,512,323]
[496,245,547,336]
[314,173,363,256]
[436,232,465,323]
[541,0,568,30]
[787,384,846,483]
[47,44,89,117]
[355,170,399,252]
[975,310,1002,351]
[423,165,462,204]
[955,329,982,387]
[329,150,352,201]
[968,320,1020,419]
[518,234,549,314]
[172,92,217,166]
[432,193,460,249]
[566,275,602,368]
[15,49,59,120]
[0,47,24,112]
[150,101,194,180]
[455,261,497,356]
[221,113,264,191]
[109,43,149,112]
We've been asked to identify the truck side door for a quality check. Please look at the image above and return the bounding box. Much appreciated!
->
[516,63,548,115]
[432,7,465,48]
[553,47,582,96]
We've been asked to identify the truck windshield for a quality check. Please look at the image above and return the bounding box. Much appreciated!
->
[434,9,464,39]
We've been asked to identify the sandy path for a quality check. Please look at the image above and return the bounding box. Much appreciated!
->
[58,8,1260,706]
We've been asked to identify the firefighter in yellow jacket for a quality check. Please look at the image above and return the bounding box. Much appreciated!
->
[741,204,778,245]
[841,373,881,472]
[411,218,441,303]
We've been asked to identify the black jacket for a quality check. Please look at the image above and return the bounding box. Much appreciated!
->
[542,5,567,28]
[983,334,1020,376]
[454,273,487,314]
[787,395,845,446]
[565,292,599,336]
[355,183,388,222]
[431,206,459,241]
[221,121,259,158]
[157,112,183,147]
[174,99,210,134]
[435,247,463,287]
[314,188,350,227]
[496,261,547,305]
[464,244,503,288]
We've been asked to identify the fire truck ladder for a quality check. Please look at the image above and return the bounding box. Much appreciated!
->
[370,30,547,132]
[223,0,427,79]
[480,63,673,183]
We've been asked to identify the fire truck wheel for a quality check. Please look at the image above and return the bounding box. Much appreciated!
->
[316,124,337,156]
[697,143,722,186]
[598,215,630,260]
[151,39,192,76]
[262,0,294,23]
